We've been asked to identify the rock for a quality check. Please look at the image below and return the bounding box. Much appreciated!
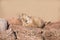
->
[42,29,60,40]
[1,16,60,40]
[0,28,15,40]
[44,21,60,30]
[0,18,8,32]
[9,25,44,40]
[7,17,22,25]
[42,21,60,40]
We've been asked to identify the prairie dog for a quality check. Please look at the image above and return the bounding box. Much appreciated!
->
[0,18,7,32]
[20,14,45,28]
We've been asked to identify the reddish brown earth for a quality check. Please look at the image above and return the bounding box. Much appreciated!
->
[0,21,60,40]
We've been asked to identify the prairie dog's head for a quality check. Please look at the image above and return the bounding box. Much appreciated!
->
[20,13,33,27]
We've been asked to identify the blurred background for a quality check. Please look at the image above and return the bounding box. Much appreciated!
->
[0,0,60,22]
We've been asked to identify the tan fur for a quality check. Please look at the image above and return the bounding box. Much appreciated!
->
[20,13,45,28]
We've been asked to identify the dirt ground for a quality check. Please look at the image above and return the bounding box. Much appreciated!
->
[0,21,60,40]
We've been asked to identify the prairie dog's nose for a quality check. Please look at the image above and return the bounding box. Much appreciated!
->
[0,18,7,32]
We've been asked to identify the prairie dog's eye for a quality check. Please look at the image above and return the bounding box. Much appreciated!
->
[25,20,28,23]
[23,15,32,24]
[25,19,30,24]
[24,18,30,24]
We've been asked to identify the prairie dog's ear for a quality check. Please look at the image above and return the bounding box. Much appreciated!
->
[22,13,27,16]
[22,13,31,19]
[22,13,25,16]
[17,13,24,20]
[21,13,30,17]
